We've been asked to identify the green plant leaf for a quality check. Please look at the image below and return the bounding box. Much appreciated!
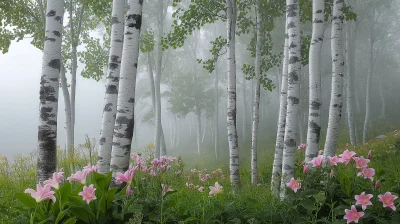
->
[69,206,95,223]
[16,193,37,209]
[56,209,67,224]
[63,217,77,224]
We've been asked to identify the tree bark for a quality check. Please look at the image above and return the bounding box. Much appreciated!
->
[202,118,207,143]
[110,0,142,174]
[251,5,261,185]
[37,0,64,184]
[60,64,74,154]
[226,0,240,189]
[280,0,301,200]
[97,0,124,174]
[215,65,219,159]
[305,0,324,162]
[363,10,374,144]
[271,14,289,196]
[242,72,248,140]
[345,16,356,145]
[323,0,345,159]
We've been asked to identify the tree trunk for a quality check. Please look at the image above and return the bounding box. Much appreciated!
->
[97,0,124,174]
[202,118,207,143]
[271,13,289,196]
[305,0,324,162]
[37,0,64,184]
[242,72,248,140]
[215,65,219,159]
[363,10,374,144]
[110,0,142,175]
[251,6,261,185]
[345,16,356,145]
[379,74,385,118]
[226,0,240,189]
[60,64,74,154]
[154,0,165,158]
[323,0,345,159]
[196,108,201,153]
[280,0,301,200]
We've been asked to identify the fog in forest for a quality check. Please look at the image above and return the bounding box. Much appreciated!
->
[1,0,399,164]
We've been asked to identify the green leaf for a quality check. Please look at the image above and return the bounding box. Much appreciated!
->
[106,187,118,208]
[183,217,199,223]
[63,217,77,224]
[69,206,95,223]
[299,198,316,211]
[16,193,37,209]
[56,209,67,224]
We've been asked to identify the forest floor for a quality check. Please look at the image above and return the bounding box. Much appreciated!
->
[1,130,400,223]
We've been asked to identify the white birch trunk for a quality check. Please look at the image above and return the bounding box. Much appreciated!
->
[196,110,201,153]
[305,0,324,162]
[97,0,124,174]
[60,64,73,154]
[251,6,261,185]
[280,0,301,199]
[271,18,289,196]
[242,72,248,140]
[202,118,207,143]
[363,14,374,144]
[110,0,143,174]
[379,75,385,118]
[37,0,64,184]
[226,0,240,188]
[345,17,356,145]
[323,0,345,159]
[154,0,165,157]
[215,66,219,159]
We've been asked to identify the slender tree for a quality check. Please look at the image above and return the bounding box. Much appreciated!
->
[305,0,324,162]
[280,0,301,199]
[323,0,345,159]
[110,0,143,174]
[251,3,262,185]
[226,0,241,189]
[271,17,289,196]
[37,0,65,184]
[97,0,125,174]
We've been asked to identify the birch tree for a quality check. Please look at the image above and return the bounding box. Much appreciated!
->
[323,0,345,159]
[97,0,125,174]
[280,0,301,199]
[37,0,65,183]
[305,0,324,162]
[110,0,143,174]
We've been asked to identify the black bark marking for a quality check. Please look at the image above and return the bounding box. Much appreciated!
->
[126,31,133,35]
[117,109,128,114]
[315,20,323,23]
[106,85,118,94]
[316,10,323,13]
[310,112,319,117]
[311,100,322,110]
[53,31,61,37]
[37,126,57,180]
[287,21,296,28]
[128,98,135,103]
[40,86,57,102]
[100,137,106,145]
[337,94,342,97]
[139,0,143,4]
[115,39,123,42]
[134,63,138,68]
[104,103,113,112]
[97,156,103,160]
[48,59,61,70]
[285,138,296,147]
[47,120,57,125]
[289,56,299,64]
[288,96,300,105]
[112,77,119,82]
[45,37,56,42]
[47,10,56,17]
[283,164,294,170]
[287,4,298,17]
[55,16,62,22]
[50,78,58,82]
[309,121,321,143]
[40,107,53,121]
[109,63,118,70]
[127,14,142,30]
[111,16,120,24]
[333,104,338,107]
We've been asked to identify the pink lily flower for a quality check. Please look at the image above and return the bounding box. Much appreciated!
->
[115,170,133,185]
[357,167,375,181]
[339,150,356,165]
[24,184,56,203]
[161,184,173,196]
[344,205,364,224]
[209,182,223,196]
[83,164,98,173]
[44,171,64,189]
[298,143,306,150]
[198,186,204,192]
[367,150,372,159]
[67,170,88,185]
[310,155,323,167]
[355,192,373,210]
[286,178,301,193]
[378,192,398,211]
[78,184,97,204]
[303,165,310,174]
[126,185,133,196]
[328,156,340,166]
[353,156,370,169]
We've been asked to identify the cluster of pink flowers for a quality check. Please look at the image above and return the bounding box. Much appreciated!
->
[25,164,99,204]
[298,143,307,150]
[344,192,398,223]
[209,182,223,196]
[148,156,176,176]
[131,153,147,171]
